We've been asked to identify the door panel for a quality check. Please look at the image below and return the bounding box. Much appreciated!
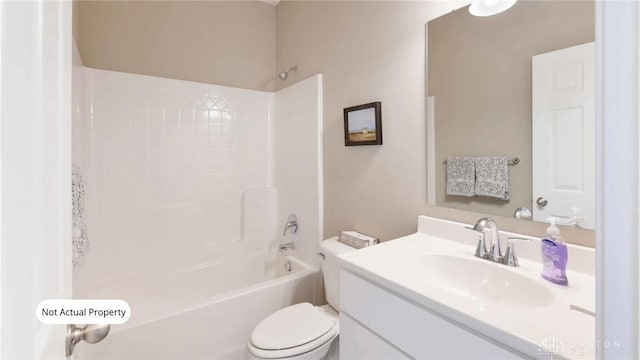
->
[532,42,595,229]
[0,1,72,358]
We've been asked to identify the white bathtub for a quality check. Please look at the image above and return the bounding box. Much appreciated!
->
[77,253,319,359]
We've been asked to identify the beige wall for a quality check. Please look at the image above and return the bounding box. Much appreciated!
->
[75,0,463,242]
[80,0,582,242]
[76,1,276,91]
[429,1,594,218]
[277,1,463,241]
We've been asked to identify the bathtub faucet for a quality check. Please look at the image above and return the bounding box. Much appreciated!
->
[282,213,299,236]
[279,242,296,253]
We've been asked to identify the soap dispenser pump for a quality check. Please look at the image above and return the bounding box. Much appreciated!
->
[566,206,584,229]
[540,217,568,285]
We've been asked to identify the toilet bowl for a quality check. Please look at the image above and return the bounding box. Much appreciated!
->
[247,303,338,360]
[247,237,356,360]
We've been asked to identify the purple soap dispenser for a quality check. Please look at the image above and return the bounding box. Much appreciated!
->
[541,217,568,285]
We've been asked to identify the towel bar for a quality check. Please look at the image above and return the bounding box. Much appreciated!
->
[443,156,520,166]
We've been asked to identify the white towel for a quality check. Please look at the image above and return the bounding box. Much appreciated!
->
[446,156,475,197]
[474,156,510,200]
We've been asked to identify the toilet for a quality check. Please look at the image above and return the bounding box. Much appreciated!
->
[247,237,357,360]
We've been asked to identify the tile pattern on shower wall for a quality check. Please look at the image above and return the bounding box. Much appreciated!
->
[74,68,274,289]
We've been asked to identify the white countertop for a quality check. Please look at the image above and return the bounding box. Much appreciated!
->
[338,216,596,359]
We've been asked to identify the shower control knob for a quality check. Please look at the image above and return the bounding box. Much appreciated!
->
[536,197,548,207]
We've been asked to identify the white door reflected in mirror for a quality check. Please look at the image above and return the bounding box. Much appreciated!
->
[532,42,595,230]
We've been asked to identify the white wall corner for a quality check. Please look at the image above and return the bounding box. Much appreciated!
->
[316,75,324,243]
[426,96,436,205]
[274,74,323,268]
[72,38,83,66]
[596,0,640,358]
[0,2,4,357]
[1,0,72,357]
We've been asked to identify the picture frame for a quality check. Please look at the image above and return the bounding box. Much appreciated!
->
[343,101,382,146]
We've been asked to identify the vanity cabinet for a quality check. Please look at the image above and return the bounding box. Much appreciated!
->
[339,270,525,359]
[340,313,410,359]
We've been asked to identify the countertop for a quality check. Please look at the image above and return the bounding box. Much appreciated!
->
[337,216,596,359]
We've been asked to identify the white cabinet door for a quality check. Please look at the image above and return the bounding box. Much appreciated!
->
[340,271,524,359]
[532,42,595,229]
[340,313,410,360]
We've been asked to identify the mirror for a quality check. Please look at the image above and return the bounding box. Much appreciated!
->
[427,1,595,230]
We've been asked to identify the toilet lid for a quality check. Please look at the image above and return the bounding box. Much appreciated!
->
[250,302,335,350]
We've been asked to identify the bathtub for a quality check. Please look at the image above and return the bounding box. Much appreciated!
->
[77,253,320,359]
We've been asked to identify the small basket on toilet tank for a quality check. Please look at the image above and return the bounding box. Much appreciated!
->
[338,231,379,249]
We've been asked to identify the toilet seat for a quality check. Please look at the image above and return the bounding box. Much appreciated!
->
[248,303,338,359]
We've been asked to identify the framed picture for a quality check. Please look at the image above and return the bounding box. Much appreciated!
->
[343,101,382,146]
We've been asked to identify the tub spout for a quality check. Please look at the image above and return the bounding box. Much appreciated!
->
[279,242,296,253]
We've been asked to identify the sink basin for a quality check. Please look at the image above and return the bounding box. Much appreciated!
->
[403,253,554,308]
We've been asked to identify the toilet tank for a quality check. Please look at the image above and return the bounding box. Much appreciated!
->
[320,237,358,312]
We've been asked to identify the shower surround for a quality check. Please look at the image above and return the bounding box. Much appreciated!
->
[72,67,323,358]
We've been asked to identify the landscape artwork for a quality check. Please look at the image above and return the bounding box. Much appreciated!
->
[343,101,382,146]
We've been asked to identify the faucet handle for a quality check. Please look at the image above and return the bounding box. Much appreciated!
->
[282,214,299,236]
[465,226,488,258]
[507,236,531,241]
[503,237,531,267]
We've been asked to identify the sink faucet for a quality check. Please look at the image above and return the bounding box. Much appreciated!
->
[471,217,502,261]
[469,217,527,267]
